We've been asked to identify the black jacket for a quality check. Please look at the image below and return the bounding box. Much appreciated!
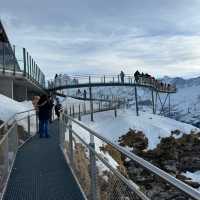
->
[38,100,51,120]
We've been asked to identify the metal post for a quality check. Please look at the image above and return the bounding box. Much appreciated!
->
[69,120,73,165]
[13,45,16,75]
[89,76,94,121]
[78,104,81,121]
[99,102,101,112]
[169,94,171,117]
[72,104,75,118]
[155,92,158,114]
[70,107,72,116]
[114,107,117,118]
[3,42,5,73]
[28,115,30,136]
[134,85,139,116]
[152,90,155,114]
[103,75,105,83]
[36,114,39,133]
[89,134,97,200]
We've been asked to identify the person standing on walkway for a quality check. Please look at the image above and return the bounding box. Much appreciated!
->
[134,70,140,83]
[120,70,125,83]
[55,98,63,120]
[37,95,51,138]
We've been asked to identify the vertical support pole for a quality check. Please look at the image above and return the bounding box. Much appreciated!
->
[152,89,155,114]
[36,114,39,133]
[69,120,73,166]
[99,102,101,112]
[134,85,139,116]
[89,76,94,121]
[70,107,72,116]
[89,134,97,200]
[114,107,117,118]
[13,45,16,75]
[78,104,81,121]
[169,94,171,117]
[84,102,86,114]
[3,42,5,74]
[28,114,30,136]
[72,104,75,118]
[103,75,105,83]
[155,92,158,114]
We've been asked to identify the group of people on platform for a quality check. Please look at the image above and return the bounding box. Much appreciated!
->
[32,95,63,138]
[75,89,87,99]
[119,70,173,91]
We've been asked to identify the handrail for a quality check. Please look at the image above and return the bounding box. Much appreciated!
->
[70,128,150,200]
[64,114,200,200]
[48,74,177,93]
[0,109,36,143]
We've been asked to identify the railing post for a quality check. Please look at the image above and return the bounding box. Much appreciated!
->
[13,45,16,75]
[134,85,139,116]
[72,104,75,118]
[114,107,117,118]
[28,114,30,136]
[3,42,5,74]
[69,120,73,166]
[89,76,94,122]
[36,113,39,133]
[70,107,72,116]
[152,89,155,114]
[78,104,81,121]
[89,134,97,200]
[103,75,105,83]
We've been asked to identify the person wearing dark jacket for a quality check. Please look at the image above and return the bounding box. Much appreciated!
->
[37,95,51,138]
[55,98,62,120]
[120,71,125,83]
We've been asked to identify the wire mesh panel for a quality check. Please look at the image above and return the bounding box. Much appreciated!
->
[0,134,9,196]
[7,124,18,168]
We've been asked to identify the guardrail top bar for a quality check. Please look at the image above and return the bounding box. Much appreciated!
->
[65,114,200,200]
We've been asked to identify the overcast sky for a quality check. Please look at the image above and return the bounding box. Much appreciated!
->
[1,0,200,78]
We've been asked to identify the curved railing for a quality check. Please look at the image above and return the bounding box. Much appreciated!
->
[59,114,200,200]
[0,109,38,200]
[48,74,177,93]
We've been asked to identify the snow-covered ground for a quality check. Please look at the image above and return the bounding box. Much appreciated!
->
[0,94,33,122]
[182,171,200,191]
[79,108,199,149]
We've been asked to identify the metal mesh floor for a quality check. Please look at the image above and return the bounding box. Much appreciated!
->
[3,120,84,200]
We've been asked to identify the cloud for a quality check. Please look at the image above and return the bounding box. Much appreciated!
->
[1,0,200,78]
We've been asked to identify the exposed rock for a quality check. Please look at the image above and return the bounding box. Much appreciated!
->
[118,129,200,199]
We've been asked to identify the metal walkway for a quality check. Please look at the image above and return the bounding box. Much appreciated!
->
[3,120,84,200]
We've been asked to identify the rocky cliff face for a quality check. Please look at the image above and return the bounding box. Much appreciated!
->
[103,129,200,199]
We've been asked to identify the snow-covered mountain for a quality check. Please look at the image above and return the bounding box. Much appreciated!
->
[162,76,200,127]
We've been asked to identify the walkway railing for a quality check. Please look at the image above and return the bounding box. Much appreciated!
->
[59,114,200,200]
[48,74,176,93]
[0,109,38,199]
[0,41,45,88]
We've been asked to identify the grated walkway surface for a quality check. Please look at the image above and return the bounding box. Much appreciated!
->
[3,120,84,200]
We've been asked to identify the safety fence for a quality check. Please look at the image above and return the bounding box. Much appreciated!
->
[59,114,200,200]
[0,109,38,200]
[48,74,176,93]
[64,99,121,121]
[0,41,45,88]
